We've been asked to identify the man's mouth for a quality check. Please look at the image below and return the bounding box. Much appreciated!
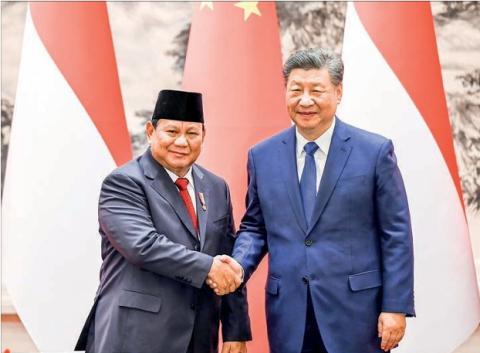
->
[169,150,188,157]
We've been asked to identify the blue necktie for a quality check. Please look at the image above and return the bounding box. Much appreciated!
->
[300,142,319,226]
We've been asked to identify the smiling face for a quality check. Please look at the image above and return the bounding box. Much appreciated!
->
[286,68,342,141]
[146,119,204,177]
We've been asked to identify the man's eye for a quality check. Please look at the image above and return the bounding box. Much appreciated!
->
[188,132,199,136]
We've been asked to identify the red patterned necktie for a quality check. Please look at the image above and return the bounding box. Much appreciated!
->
[175,178,199,235]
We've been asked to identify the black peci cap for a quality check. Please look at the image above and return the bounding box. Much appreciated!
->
[152,89,204,124]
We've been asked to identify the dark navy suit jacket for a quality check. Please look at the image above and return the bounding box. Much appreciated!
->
[76,149,251,353]
[233,118,414,353]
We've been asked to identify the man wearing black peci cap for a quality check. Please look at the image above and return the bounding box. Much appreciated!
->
[75,90,251,353]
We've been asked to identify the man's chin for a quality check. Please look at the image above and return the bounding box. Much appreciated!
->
[294,116,319,126]
[296,123,319,132]
[162,158,189,170]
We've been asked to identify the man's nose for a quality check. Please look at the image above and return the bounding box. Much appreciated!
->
[174,134,188,146]
[299,93,314,106]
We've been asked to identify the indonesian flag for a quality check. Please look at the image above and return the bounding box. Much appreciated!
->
[339,2,480,352]
[2,3,131,350]
[183,2,289,351]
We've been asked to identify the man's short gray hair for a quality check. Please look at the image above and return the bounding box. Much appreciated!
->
[283,48,344,86]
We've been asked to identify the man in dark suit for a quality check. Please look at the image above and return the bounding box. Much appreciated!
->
[75,90,251,353]
[225,48,415,353]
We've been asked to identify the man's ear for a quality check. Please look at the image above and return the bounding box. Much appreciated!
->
[146,121,155,142]
[336,83,343,105]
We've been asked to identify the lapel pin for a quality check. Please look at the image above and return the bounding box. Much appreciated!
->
[199,192,207,211]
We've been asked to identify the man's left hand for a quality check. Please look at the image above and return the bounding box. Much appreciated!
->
[221,341,247,353]
[378,312,406,351]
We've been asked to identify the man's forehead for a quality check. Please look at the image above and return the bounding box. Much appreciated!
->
[288,68,328,78]
[287,68,332,85]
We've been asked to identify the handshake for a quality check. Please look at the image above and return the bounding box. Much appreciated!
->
[206,255,244,295]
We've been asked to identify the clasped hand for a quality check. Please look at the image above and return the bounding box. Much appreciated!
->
[207,255,243,295]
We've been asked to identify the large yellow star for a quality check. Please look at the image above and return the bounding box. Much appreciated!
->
[200,2,214,11]
[234,2,261,21]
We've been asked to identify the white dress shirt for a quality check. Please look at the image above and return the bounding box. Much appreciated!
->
[164,166,197,214]
[296,118,336,192]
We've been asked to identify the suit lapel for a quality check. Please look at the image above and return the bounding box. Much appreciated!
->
[192,165,209,250]
[141,150,198,240]
[308,118,352,235]
[281,127,308,234]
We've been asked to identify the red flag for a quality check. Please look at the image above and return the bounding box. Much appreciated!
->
[3,2,131,350]
[183,2,289,351]
[340,3,480,352]
[30,2,131,166]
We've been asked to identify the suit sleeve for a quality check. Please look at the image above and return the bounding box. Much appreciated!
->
[99,171,213,288]
[232,149,268,283]
[220,181,252,341]
[375,140,415,317]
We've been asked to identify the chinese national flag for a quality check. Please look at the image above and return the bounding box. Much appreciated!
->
[183,2,289,351]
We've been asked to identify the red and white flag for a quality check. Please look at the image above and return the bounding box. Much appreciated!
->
[183,2,289,351]
[2,3,131,350]
[339,3,480,352]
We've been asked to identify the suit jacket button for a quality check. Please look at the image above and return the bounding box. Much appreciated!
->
[305,239,313,246]
[302,276,309,284]
[194,244,199,251]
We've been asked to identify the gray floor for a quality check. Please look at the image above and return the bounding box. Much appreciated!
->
[1,316,479,353]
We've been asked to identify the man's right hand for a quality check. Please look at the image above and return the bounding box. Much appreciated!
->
[207,255,242,295]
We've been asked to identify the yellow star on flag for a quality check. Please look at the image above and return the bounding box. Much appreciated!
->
[200,2,214,11]
[234,2,261,21]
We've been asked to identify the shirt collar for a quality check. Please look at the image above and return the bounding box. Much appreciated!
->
[296,118,336,158]
[164,166,195,187]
